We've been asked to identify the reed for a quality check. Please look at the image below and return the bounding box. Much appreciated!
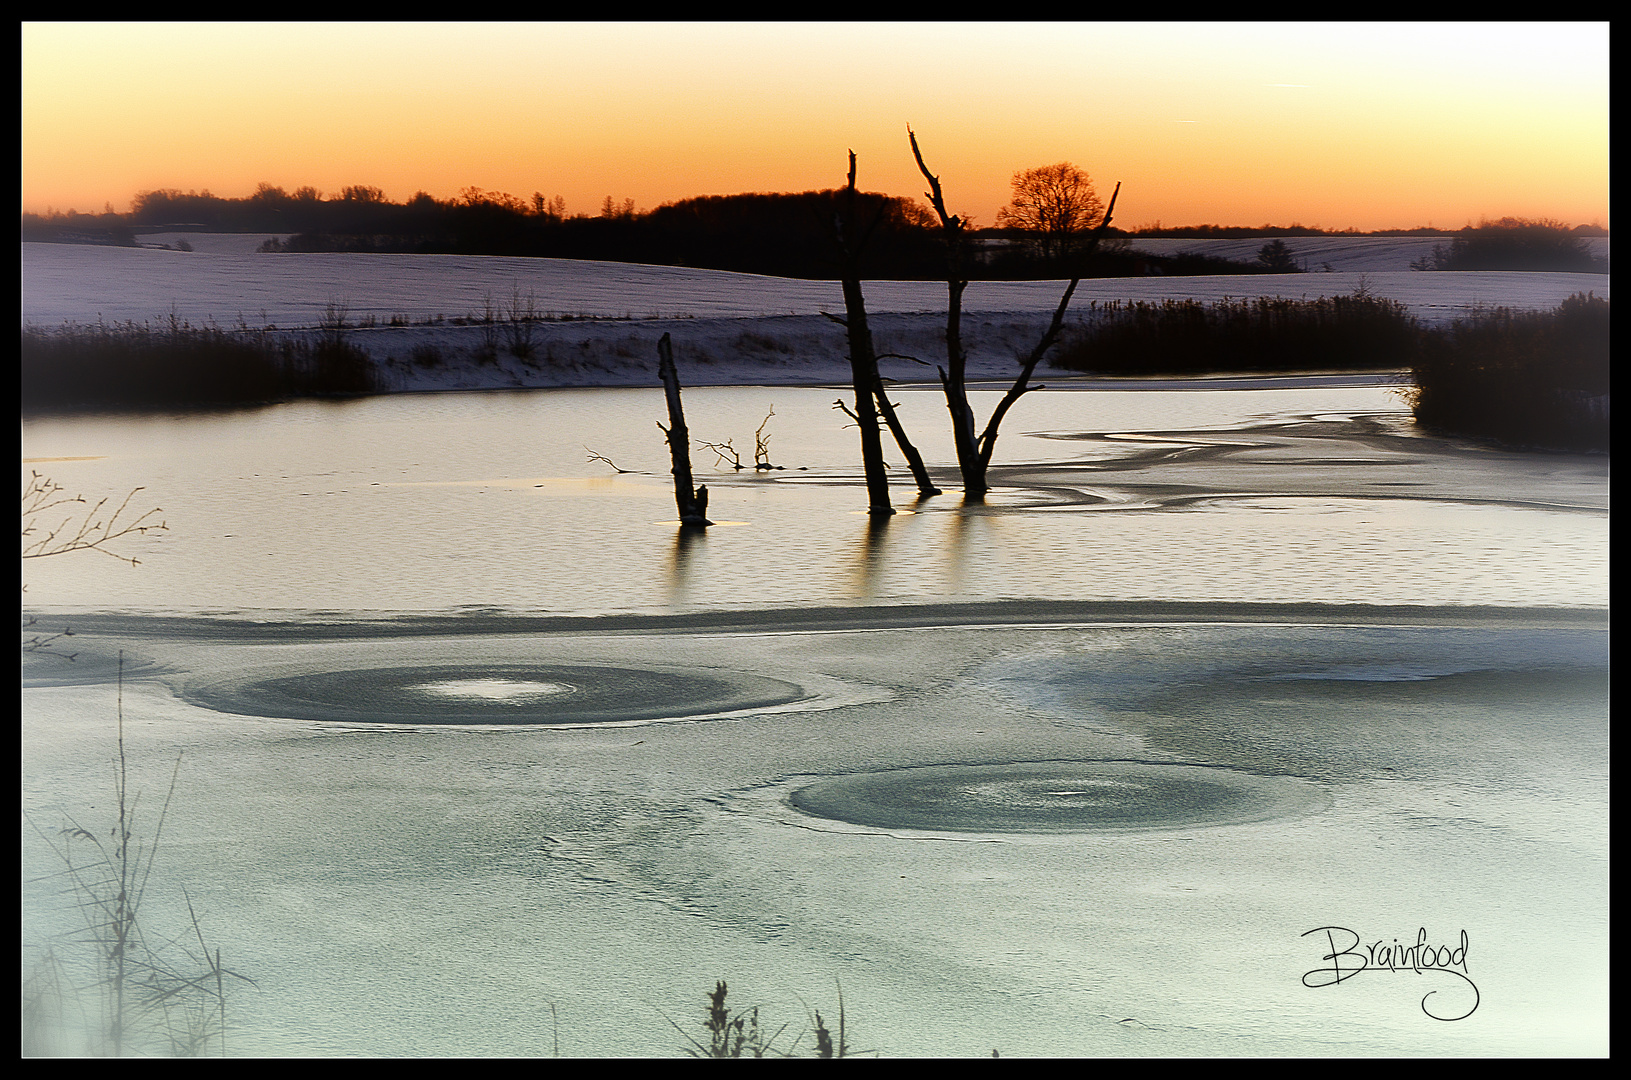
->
[1051,289,1420,376]
[21,315,375,412]
[1051,288,1608,453]
[1405,292,1608,452]
[666,979,869,1058]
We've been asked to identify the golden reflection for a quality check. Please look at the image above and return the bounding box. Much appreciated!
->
[941,505,984,594]
[664,522,705,606]
[847,513,894,601]
[383,476,668,494]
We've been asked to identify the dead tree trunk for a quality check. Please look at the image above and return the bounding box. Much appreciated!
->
[872,377,941,498]
[656,332,711,527]
[822,314,942,500]
[908,128,983,500]
[832,152,896,517]
[836,279,895,516]
[978,181,1117,476]
[909,126,1120,503]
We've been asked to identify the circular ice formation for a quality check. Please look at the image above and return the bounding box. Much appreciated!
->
[178,663,806,726]
[789,760,1327,834]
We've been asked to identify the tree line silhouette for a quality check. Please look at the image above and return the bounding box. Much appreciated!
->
[20,184,1279,280]
[22,184,1606,279]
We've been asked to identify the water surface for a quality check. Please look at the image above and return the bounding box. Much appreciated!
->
[21,382,1608,616]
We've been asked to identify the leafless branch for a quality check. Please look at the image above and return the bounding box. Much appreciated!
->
[22,472,167,565]
[697,438,746,470]
[754,407,778,470]
[585,447,633,473]
[977,180,1119,469]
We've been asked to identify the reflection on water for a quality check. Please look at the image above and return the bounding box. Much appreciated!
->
[850,512,895,601]
[20,383,1608,615]
[666,523,706,607]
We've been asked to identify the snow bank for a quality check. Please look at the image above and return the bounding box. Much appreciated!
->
[315,311,1117,393]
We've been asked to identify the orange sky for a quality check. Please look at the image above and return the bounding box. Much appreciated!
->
[21,21,1610,232]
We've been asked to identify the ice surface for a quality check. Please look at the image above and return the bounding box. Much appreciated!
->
[18,385,1609,615]
[21,613,1608,1056]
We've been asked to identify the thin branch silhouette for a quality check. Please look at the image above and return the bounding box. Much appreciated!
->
[22,471,167,565]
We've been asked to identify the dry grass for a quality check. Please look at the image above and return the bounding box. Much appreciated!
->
[666,979,870,1059]
[23,656,254,1056]
[1052,287,1419,377]
[22,316,376,412]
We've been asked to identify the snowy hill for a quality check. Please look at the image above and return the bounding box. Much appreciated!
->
[22,237,1611,392]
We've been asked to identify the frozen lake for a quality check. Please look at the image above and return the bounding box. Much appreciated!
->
[21,246,1610,1057]
[21,605,1609,1057]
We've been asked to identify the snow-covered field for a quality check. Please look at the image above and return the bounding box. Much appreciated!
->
[21,238,1612,392]
[1115,234,1609,274]
[118,230,1613,272]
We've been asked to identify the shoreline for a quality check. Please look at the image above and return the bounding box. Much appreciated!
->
[18,369,1417,419]
[23,599,1610,646]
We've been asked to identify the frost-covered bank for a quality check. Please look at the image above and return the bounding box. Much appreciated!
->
[316,310,1114,393]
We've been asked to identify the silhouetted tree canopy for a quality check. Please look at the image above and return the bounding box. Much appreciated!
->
[1257,239,1300,272]
[639,190,940,278]
[1416,218,1606,273]
[996,163,1106,262]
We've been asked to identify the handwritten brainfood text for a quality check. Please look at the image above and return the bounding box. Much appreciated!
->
[1302,926,1478,1021]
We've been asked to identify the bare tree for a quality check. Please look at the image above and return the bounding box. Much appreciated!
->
[699,407,783,472]
[910,127,1120,502]
[996,162,1106,263]
[870,374,940,499]
[828,153,899,516]
[656,333,711,527]
[697,436,748,472]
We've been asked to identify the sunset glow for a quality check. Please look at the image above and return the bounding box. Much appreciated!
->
[21,21,1610,232]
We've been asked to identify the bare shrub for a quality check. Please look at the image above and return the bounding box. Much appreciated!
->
[502,284,540,360]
